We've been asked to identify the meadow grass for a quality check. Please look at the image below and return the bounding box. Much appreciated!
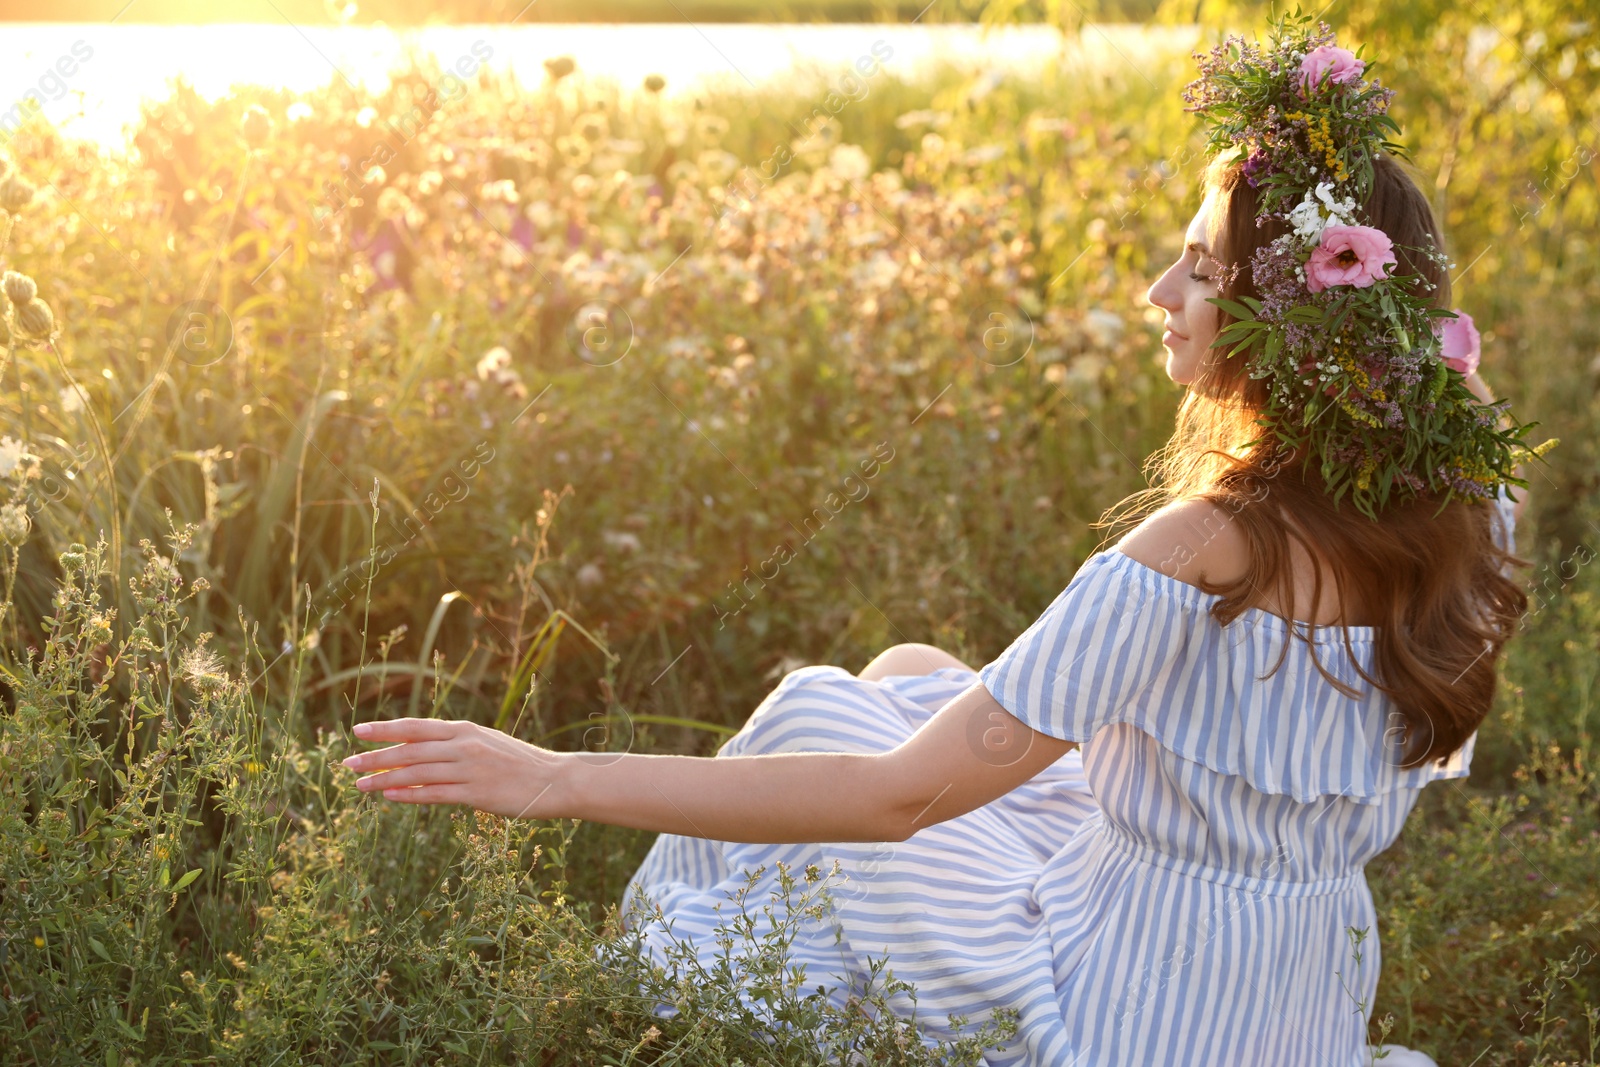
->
[0,22,1597,1064]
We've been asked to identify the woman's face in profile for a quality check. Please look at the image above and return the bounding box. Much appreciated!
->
[1146,188,1224,386]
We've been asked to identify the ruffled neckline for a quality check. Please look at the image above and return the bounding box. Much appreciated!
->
[1104,545,1378,646]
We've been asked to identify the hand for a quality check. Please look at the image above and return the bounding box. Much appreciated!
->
[342,718,568,820]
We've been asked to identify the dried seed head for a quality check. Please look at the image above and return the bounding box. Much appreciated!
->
[2,270,37,305]
[0,172,34,214]
[179,643,230,697]
[644,74,666,94]
[15,297,54,340]
[241,104,272,149]
[0,502,29,546]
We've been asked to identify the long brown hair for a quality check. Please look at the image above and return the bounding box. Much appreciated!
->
[1106,151,1527,769]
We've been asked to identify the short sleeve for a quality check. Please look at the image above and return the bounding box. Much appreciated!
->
[977,551,1165,743]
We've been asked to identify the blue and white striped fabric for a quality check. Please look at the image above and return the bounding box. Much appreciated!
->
[614,489,1518,1066]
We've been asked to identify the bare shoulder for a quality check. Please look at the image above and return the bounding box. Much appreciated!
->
[1114,497,1252,590]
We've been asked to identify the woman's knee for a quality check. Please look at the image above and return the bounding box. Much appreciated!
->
[857,642,973,681]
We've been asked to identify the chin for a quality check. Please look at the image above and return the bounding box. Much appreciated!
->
[1164,350,1199,386]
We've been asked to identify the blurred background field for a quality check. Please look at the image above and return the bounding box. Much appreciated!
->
[0,0,1597,1063]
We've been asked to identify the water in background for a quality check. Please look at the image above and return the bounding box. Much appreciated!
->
[0,21,1204,151]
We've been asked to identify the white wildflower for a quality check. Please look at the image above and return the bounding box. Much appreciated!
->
[59,383,88,414]
[1313,181,1358,226]
[1286,193,1327,241]
[852,251,900,291]
[0,435,33,478]
[476,345,512,380]
[1318,181,1356,225]
[962,143,1008,166]
[525,199,553,230]
[601,530,642,552]
[894,109,952,131]
[826,143,872,182]
[1083,309,1124,349]
[480,178,519,204]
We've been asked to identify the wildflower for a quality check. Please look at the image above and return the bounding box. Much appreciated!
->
[240,104,272,149]
[1298,45,1365,94]
[59,382,88,413]
[375,186,417,225]
[179,642,231,697]
[86,612,113,645]
[0,502,29,546]
[33,936,44,948]
[2,269,37,304]
[695,114,730,143]
[555,135,591,167]
[1305,225,1396,292]
[14,297,56,340]
[0,171,34,214]
[601,530,642,552]
[827,144,872,182]
[480,179,518,204]
[1312,181,1357,223]
[58,542,87,572]
[576,562,604,587]
[0,435,33,478]
[1242,147,1270,187]
[475,345,525,396]
[1435,309,1481,376]
[696,149,740,183]
[1083,309,1124,348]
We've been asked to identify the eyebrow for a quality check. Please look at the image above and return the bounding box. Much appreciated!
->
[1185,240,1210,254]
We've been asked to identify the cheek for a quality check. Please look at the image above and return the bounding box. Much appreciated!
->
[1188,295,1220,347]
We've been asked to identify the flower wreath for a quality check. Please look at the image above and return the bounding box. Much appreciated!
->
[1180,9,1557,520]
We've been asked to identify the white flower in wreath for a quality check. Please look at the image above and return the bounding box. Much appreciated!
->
[1313,181,1358,226]
[1287,183,1360,243]
[1286,194,1328,241]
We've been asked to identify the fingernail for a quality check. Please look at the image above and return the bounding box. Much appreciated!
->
[353,722,372,737]
[342,756,361,769]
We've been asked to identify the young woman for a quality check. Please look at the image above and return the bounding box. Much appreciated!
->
[343,23,1536,1067]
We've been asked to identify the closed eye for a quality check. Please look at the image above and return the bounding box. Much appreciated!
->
[1188,272,1214,283]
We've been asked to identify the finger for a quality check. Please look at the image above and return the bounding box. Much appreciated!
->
[356,764,465,792]
[342,740,455,773]
[381,784,468,805]
[352,718,470,744]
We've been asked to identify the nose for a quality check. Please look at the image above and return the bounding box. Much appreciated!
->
[1146,263,1179,316]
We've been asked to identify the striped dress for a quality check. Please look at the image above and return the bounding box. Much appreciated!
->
[613,490,1517,1066]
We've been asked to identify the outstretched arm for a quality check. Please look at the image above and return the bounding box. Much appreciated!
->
[342,681,1076,844]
